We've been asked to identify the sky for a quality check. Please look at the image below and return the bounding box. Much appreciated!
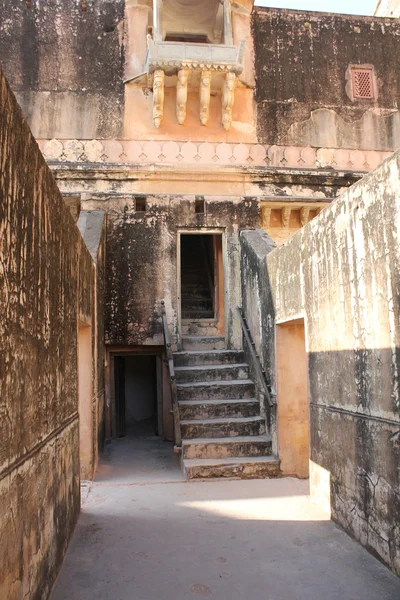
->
[254,0,378,16]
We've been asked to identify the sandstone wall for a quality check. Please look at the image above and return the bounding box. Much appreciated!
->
[0,65,103,598]
[253,8,400,151]
[80,194,259,350]
[240,150,400,576]
[0,0,125,139]
[375,0,400,17]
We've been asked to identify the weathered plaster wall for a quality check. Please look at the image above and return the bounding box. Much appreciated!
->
[0,0,125,139]
[253,8,400,150]
[81,194,259,350]
[240,150,400,576]
[0,66,103,598]
[77,210,107,460]
[375,0,400,17]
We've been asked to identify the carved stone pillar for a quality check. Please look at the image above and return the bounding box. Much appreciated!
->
[222,71,236,131]
[153,0,162,42]
[262,207,271,229]
[153,69,164,128]
[281,207,291,228]
[200,70,212,126]
[223,0,233,45]
[176,69,189,125]
[300,206,310,227]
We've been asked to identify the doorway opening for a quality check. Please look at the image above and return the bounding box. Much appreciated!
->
[276,318,310,479]
[100,349,182,483]
[179,233,224,333]
[113,354,160,439]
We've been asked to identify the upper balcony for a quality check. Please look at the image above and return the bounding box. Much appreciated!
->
[145,37,245,76]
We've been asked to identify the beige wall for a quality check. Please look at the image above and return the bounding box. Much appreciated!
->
[0,64,104,599]
[78,322,93,480]
[375,0,400,17]
[241,149,400,577]
[276,320,309,478]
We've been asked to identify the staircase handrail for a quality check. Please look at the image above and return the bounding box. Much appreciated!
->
[161,301,182,448]
[237,306,276,414]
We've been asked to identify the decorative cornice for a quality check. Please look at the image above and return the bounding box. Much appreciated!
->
[148,60,242,73]
[37,139,393,173]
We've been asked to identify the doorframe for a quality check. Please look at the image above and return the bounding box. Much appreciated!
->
[105,346,166,440]
[177,228,227,346]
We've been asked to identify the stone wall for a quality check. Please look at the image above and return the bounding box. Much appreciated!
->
[0,65,103,598]
[375,0,400,17]
[81,194,259,350]
[0,0,125,139]
[240,150,400,576]
[253,8,400,151]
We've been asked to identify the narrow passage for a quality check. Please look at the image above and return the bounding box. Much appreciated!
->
[52,436,400,600]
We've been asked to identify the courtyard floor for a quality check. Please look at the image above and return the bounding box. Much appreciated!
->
[51,427,400,600]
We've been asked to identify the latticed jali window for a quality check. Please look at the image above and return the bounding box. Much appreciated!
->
[351,68,374,99]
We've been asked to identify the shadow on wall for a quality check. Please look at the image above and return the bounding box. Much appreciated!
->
[308,347,400,576]
[239,228,400,577]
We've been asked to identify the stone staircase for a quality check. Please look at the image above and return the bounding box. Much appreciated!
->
[174,337,280,479]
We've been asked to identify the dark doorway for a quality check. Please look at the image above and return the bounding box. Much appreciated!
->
[113,355,158,439]
[180,234,223,320]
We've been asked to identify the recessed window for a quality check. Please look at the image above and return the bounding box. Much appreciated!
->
[135,197,147,212]
[351,68,374,99]
[195,198,205,214]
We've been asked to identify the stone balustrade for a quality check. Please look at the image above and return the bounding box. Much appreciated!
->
[37,138,393,172]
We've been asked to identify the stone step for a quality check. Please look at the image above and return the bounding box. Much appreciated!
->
[182,434,272,459]
[173,350,245,367]
[182,336,225,350]
[177,379,255,400]
[180,416,265,439]
[182,295,213,302]
[181,275,210,282]
[183,456,280,479]
[181,293,212,303]
[182,295,212,303]
[182,296,211,302]
[182,276,210,284]
[182,311,214,319]
[181,324,221,337]
[179,398,259,420]
[181,283,212,292]
[181,319,218,328]
[181,300,213,310]
[175,363,249,383]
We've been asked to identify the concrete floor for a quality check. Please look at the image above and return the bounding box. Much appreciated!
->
[52,425,400,600]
